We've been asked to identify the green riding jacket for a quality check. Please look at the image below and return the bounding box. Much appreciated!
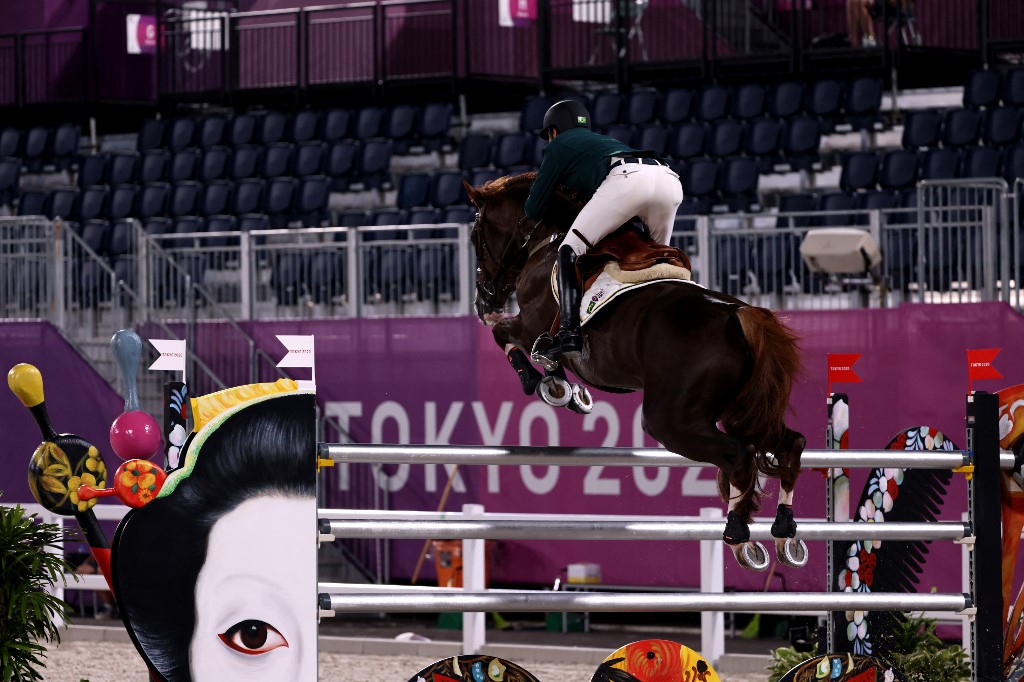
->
[523,127,640,219]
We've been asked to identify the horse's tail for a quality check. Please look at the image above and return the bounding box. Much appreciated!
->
[724,306,802,477]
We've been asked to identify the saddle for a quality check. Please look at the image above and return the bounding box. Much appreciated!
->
[575,223,692,291]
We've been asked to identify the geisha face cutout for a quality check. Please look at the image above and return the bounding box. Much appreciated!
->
[111,391,317,682]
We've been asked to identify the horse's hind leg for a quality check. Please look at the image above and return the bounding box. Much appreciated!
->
[770,427,808,568]
[717,462,772,572]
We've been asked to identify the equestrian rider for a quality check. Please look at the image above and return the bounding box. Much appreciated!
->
[524,99,684,363]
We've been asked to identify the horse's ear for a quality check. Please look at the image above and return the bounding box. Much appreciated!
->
[463,180,481,207]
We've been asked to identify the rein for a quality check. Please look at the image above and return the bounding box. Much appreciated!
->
[473,208,548,308]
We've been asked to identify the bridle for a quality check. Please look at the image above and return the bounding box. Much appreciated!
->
[470,202,543,310]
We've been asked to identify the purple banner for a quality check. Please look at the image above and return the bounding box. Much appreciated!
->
[230,303,1024,592]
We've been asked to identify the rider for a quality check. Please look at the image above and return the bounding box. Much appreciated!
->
[524,99,683,363]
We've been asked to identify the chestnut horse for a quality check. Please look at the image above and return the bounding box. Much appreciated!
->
[466,173,808,570]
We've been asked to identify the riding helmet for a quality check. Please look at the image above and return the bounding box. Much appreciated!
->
[540,100,592,140]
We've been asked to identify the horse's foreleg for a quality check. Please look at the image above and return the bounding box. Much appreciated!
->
[544,365,594,414]
[506,346,543,396]
[771,428,808,568]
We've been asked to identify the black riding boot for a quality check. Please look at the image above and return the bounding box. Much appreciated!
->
[543,245,584,359]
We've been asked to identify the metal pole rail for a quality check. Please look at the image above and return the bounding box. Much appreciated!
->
[318,519,972,543]
[318,591,973,617]
[321,443,1017,470]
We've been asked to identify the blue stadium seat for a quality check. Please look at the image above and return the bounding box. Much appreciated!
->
[265,176,299,227]
[199,147,231,182]
[732,84,767,120]
[370,208,406,226]
[17,189,48,217]
[591,92,625,130]
[418,103,454,152]
[233,178,265,215]
[602,124,635,146]
[901,109,942,150]
[429,170,468,208]
[309,247,345,305]
[769,82,805,120]
[844,77,884,132]
[78,220,112,302]
[138,182,170,219]
[660,88,694,125]
[708,120,744,158]
[198,114,227,148]
[354,106,387,139]
[719,157,760,212]
[137,119,165,152]
[669,122,707,160]
[493,132,530,172]
[143,217,173,236]
[781,116,821,171]
[407,207,441,224]
[815,191,856,227]
[941,108,982,147]
[204,215,238,245]
[626,89,660,126]
[469,168,501,188]
[238,213,271,233]
[386,104,420,154]
[258,111,289,145]
[262,142,295,179]
[293,141,327,177]
[838,151,879,193]
[806,80,844,132]
[290,110,320,144]
[321,109,352,142]
[982,107,1022,147]
[919,147,961,180]
[139,149,171,184]
[230,145,264,180]
[878,149,919,191]
[1004,144,1024,182]
[200,179,233,216]
[356,138,394,190]
[23,127,50,173]
[337,210,370,227]
[169,181,203,218]
[680,158,719,204]
[1003,68,1024,108]
[853,189,898,213]
[744,118,782,172]
[695,86,730,123]
[170,148,202,182]
[107,185,137,221]
[78,186,109,223]
[295,175,330,227]
[47,186,79,221]
[524,133,546,167]
[77,154,108,189]
[776,192,817,228]
[960,146,1002,178]
[520,96,554,134]
[443,205,475,223]
[457,133,494,172]
[326,140,358,191]
[51,123,80,171]
[228,114,257,147]
[396,172,432,210]
[963,69,1001,110]
[0,128,20,158]
[636,123,670,157]
[167,118,197,150]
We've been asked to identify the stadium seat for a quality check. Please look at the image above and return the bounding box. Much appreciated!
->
[469,168,501,188]
[443,205,475,223]
[139,149,171,184]
[407,207,441,225]
[108,152,139,186]
[232,178,266,215]
[265,176,299,227]
[636,124,670,157]
[48,186,79,221]
[982,107,1023,147]
[669,122,707,161]
[941,108,983,147]
[198,114,228,148]
[337,210,370,227]
[844,77,884,131]
[603,124,635,146]
[354,106,387,139]
[143,217,173,236]
[0,128,20,158]
[963,69,1002,110]
[626,89,661,126]
[781,116,821,171]
[107,185,138,221]
[205,214,238,234]
[169,181,203,218]
[237,213,271,233]
[137,183,170,219]
[321,109,352,142]
[293,141,327,177]
[960,146,1002,178]
[199,147,231,182]
[369,208,406,226]
[77,154,108,189]
[732,84,767,120]
[262,142,295,179]
[418,103,454,152]
[492,133,530,172]
[170,148,202,183]
[78,220,112,302]
[901,109,942,150]
[776,192,817,228]
[520,96,554,134]
[386,104,420,154]
[258,111,289,145]
[295,175,330,227]
[22,127,50,173]
[708,120,744,158]
[1004,144,1024,182]
[695,86,730,123]
[51,124,80,171]
[290,110,320,144]
[356,138,394,190]
[719,157,760,212]
[838,151,879,193]
[167,118,197,150]
[806,80,844,132]
[815,191,856,227]
[17,189,48,217]
[878,149,919,191]
[396,172,432,210]
[591,92,625,130]
[136,119,166,152]
[228,114,258,147]
[457,133,494,172]
[680,158,719,205]
[744,118,782,172]
[78,186,109,223]
[429,170,468,208]
[326,140,358,192]
[230,145,264,180]
[769,81,805,120]
[919,147,962,180]
[1003,68,1024,108]
[200,179,233,216]
[853,189,898,213]
[660,88,694,125]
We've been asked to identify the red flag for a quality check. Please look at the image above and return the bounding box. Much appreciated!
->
[827,353,862,395]
[967,348,1002,392]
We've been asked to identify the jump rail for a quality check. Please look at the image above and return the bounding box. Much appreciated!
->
[318,591,974,617]
[322,444,1015,469]
[318,519,972,543]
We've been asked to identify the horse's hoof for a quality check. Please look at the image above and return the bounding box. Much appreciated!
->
[771,504,798,539]
[731,541,770,571]
[775,538,809,568]
[723,511,750,545]
[568,384,593,414]
[536,375,571,407]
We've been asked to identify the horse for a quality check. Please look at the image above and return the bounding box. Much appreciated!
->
[465,172,808,571]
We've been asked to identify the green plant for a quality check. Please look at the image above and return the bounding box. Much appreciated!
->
[0,494,76,682]
[765,614,971,682]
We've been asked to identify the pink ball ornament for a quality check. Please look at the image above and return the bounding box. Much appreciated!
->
[109,410,162,460]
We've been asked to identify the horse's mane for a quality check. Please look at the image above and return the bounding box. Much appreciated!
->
[477,172,585,223]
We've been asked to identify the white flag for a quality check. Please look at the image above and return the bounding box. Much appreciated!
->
[277,335,316,391]
[149,339,187,372]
